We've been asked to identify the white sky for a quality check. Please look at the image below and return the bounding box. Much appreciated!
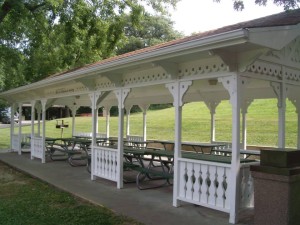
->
[170,0,284,35]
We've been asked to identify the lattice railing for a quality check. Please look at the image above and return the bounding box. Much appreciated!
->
[92,146,118,182]
[31,136,45,163]
[176,158,257,213]
[177,158,231,212]
[11,134,20,152]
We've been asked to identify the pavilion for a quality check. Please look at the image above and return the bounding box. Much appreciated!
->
[1,9,300,224]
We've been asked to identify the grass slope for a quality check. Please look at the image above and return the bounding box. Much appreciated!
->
[0,99,297,150]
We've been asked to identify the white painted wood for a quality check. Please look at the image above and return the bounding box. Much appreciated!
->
[30,101,36,159]
[166,81,192,207]
[31,136,44,161]
[139,104,149,141]
[220,75,244,224]
[9,104,16,152]
[177,158,232,213]
[114,89,130,189]
[241,99,253,150]
[125,105,132,137]
[204,100,220,142]
[41,99,47,163]
[18,103,22,155]
[92,146,118,182]
[271,81,287,148]
[104,105,112,139]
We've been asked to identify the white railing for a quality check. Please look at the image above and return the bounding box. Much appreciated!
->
[240,162,259,208]
[73,132,107,138]
[126,135,144,147]
[31,136,45,163]
[177,158,231,212]
[12,134,20,152]
[176,158,258,213]
[92,146,118,182]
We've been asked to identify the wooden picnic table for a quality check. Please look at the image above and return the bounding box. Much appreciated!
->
[151,140,226,154]
[211,148,260,158]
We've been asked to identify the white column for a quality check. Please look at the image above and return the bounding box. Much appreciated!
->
[89,92,101,181]
[166,81,192,207]
[18,103,23,155]
[125,105,132,137]
[241,99,253,150]
[10,104,16,151]
[71,105,79,137]
[41,99,47,163]
[289,98,300,149]
[271,81,287,148]
[114,89,130,189]
[36,104,42,136]
[104,105,112,139]
[204,100,220,142]
[95,106,99,135]
[220,75,246,224]
[30,101,36,160]
[139,104,150,141]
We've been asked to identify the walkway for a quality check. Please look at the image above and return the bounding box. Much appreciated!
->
[0,152,253,225]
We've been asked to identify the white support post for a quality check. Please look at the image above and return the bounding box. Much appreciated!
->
[166,81,192,207]
[104,106,112,139]
[271,81,287,148]
[18,103,23,155]
[41,99,47,163]
[204,100,220,142]
[241,99,253,150]
[71,105,79,137]
[289,98,300,149]
[114,89,130,189]
[125,105,132,137]
[30,101,36,160]
[220,75,246,224]
[10,104,16,151]
[139,104,150,141]
[36,104,42,136]
[95,106,99,135]
[89,92,101,181]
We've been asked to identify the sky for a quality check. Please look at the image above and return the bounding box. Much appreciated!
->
[170,0,284,35]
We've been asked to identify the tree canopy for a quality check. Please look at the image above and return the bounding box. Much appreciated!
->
[0,0,179,91]
[0,0,298,94]
[218,0,300,11]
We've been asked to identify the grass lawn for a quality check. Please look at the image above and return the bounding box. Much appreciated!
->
[0,99,298,150]
[0,161,142,225]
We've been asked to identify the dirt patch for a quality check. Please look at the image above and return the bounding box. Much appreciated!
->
[0,162,27,185]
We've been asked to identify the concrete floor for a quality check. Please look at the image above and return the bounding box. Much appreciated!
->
[0,151,253,225]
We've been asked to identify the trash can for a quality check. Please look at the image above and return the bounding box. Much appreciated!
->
[250,149,300,225]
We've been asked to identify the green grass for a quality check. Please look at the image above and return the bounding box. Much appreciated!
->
[0,99,298,150]
[0,162,141,225]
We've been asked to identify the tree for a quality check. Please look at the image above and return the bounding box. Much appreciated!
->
[117,13,183,55]
[215,0,300,11]
[0,0,179,89]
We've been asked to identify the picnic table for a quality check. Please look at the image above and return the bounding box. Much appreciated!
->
[123,147,173,190]
[45,137,107,167]
[211,148,260,158]
[151,140,226,154]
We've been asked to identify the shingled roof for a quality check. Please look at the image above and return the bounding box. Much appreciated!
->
[48,8,300,79]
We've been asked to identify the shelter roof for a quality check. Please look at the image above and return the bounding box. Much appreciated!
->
[47,9,300,80]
